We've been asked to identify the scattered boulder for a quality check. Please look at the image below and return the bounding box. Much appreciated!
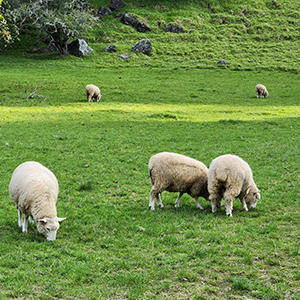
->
[67,39,94,57]
[118,54,130,60]
[98,6,112,19]
[104,44,116,52]
[132,39,152,54]
[217,59,230,65]
[110,0,125,11]
[165,24,184,33]
[120,13,151,33]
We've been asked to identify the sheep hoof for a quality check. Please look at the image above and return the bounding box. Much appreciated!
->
[149,206,155,211]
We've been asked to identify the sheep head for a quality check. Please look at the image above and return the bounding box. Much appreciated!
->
[36,217,66,241]
[244,184,260,209]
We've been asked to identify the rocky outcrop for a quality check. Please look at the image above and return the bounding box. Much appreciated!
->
[98,6,112,19]
[104,45,116,52]
[132,39,152,54]
[217,59,230,65]
[67,39,94,57]
[120,13,151,32]
[165,24,184,33]
[118,54,130,60]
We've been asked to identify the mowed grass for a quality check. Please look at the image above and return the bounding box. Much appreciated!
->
[0,54,299,299]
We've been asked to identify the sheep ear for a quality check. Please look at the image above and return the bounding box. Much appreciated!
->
[57,217,66,223]
[254,191,261,200]
[246,187,251,195]
[38,218,47,224]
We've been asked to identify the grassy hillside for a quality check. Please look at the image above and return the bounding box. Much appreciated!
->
[0,0,299,299]
[3,0,300,72]
[83,0,299,72]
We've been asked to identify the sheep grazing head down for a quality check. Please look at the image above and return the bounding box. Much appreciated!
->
[36,217,66,241]
[243,185,260,209]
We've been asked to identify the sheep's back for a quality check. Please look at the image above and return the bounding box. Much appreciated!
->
[209,154,252,185]
[85,84,100,95]
[149,152,208,186]
[9,162,59,209]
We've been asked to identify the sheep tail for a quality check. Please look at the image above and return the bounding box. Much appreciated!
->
[149,168,154,185]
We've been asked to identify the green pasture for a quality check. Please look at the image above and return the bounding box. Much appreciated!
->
[0,0,299,298]
[0,58,299,298]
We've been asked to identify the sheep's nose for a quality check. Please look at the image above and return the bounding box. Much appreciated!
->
[46,231,57,241]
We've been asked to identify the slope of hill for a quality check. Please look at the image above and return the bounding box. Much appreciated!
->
[84,0,300,72]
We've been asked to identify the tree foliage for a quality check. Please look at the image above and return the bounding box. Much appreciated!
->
[0,0,16,47]
[8,0,96,54]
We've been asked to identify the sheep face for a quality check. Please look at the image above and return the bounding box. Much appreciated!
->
[36,217,66,241]
[244,186,260,209]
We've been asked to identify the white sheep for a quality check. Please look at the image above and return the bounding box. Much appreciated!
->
[85,84,101,102]
[9,161,66,241]
[208,154,260,217]
[256,84,269,98]
[148,152,209,210]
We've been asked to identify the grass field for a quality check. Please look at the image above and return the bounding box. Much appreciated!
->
[0,0,300,298]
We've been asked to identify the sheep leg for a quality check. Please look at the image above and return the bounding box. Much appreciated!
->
[240,199,248,211]
[149,187,159,211]
[22,215,29,233]
[216,197,222,209]
[96,95,101,102]
[195,197,204,210]
[157,194,164,209]
[209,193,219,213]
[18,209,23,227]
[87,93,92,102]
[224,191,234,217]
[174,192,184,208]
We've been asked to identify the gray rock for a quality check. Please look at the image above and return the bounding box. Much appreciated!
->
[104,45,116,52]
[118,54,130,60]
[110,0,125,11]
[217,59,230,65]
[132,39,152,54]
[165,24,184,33]
[120,13,151,33]
[68,39,94,57]
[98,6,111,19]
[67,39,94,57]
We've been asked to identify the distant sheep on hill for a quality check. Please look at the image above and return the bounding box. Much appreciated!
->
[148,152,209,210]
[256,84,269,98]
[85,84,101,102]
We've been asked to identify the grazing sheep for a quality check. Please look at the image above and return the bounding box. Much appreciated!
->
[85,84,101,102]
[208,154,260,217]
[148,152,209,210]
[256,84,269,98]
[9,161,66,241]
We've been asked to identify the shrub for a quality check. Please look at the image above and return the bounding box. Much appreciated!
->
[10,0,97,54]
